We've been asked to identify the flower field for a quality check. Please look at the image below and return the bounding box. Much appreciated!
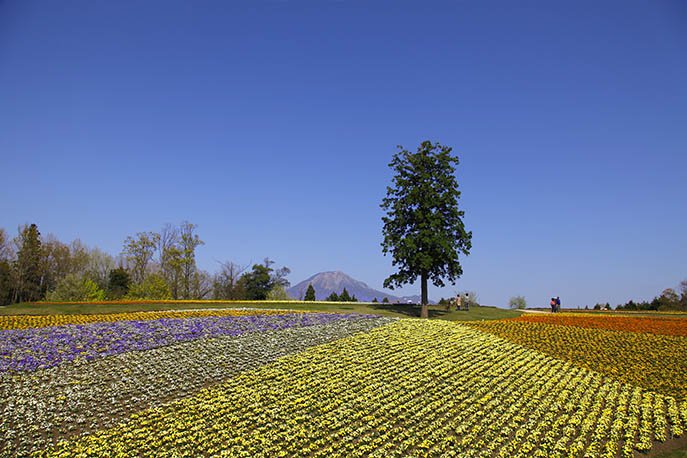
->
[467,317,687,400]
[1,309,686,457]
[0,308,289,330]
[512,313,687,337]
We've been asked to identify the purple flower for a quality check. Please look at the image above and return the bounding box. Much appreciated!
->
[0,313,375,374]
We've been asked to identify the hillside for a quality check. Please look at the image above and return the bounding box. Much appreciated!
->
[288,271,427,303]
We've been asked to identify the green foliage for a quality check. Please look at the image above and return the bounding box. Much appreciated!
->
[108,268,131,299]
[178,222,204,299]
[326,292,340,302]
[46,274,106,301]
[509,295,527,309]
[0,260,13,306]
[239,260,290,301]
[371,297,378,303]
[656,288,681,311]
[239,264,273,300]
[122,232,159,285]
[15,224,44,302]
[266,284,291,301]
[382,297,389,303]
[126,273,172,300]
[381,141,472,311]
[304,284,316,301]
[339,288,352,302]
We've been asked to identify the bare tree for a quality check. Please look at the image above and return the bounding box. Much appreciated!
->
[84,247,115,290]
[192,270,213,299]
[0,228,13,261]
[213,261,247,300]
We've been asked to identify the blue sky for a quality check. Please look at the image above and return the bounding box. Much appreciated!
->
[1,1,685,307]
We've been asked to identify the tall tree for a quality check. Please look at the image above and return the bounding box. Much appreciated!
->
[122,232,160,285]
[304,284,316,301]
[158,224,182,299]
[0,229,15,305]
[179,222,204,299]
[0,260,12,305]
[14,224,44,302]
[381,141,472,318]
[41,236,71,293]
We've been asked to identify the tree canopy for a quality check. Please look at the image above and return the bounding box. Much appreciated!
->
[381,141,472,318]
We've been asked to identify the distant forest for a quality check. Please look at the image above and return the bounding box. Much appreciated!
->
[0,222,291,305]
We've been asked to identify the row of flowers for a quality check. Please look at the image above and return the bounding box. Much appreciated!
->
[513,313,687,336]
[0,308,293,330]
[36,320,687,457]
[0,316,395,457]
[0,312,373,374]
[467,319,687,400]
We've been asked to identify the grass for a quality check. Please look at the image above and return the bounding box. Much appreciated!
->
[0,301,522,321]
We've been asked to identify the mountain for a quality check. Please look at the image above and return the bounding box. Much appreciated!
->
[287,271,432,303]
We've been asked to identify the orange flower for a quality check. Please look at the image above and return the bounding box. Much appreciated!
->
[513,314,687,337]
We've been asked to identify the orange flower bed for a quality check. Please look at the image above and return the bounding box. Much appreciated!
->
[513,313,687,337]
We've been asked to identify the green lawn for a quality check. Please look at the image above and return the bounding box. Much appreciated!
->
[0,301,522,321]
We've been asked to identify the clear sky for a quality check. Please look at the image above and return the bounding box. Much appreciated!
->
[1,1,686,308]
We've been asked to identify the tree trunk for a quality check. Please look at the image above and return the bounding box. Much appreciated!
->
[420,271,429,318]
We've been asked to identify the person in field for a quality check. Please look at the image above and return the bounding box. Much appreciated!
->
[556,296,561,312]
[455,294,462,311]
[550,297,556,313]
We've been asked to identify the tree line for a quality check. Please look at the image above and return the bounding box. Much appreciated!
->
[0,222,290,304]
[606,281,687,311]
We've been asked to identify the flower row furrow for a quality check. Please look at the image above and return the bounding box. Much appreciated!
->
[466,320,687,400]
[35,320,687,458]
[0,312,371,374]
[0,308,292,330]
[0,316,395,457]
[513,313,687,337]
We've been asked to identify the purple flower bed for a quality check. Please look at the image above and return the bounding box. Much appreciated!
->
[0,313,373,373]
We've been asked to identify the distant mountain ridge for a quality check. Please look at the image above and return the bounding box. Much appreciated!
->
[287,271,430,304]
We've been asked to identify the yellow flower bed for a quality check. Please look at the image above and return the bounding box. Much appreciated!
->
[466,320,687,400]
[37,320,686,457]
[0,309,292,330]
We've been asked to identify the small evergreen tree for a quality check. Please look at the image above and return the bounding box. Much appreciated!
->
[326,292,339,301]
[304,284,316,301]
[382,297,389,303]
[372,297,378,303]
[339,288,352,302]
